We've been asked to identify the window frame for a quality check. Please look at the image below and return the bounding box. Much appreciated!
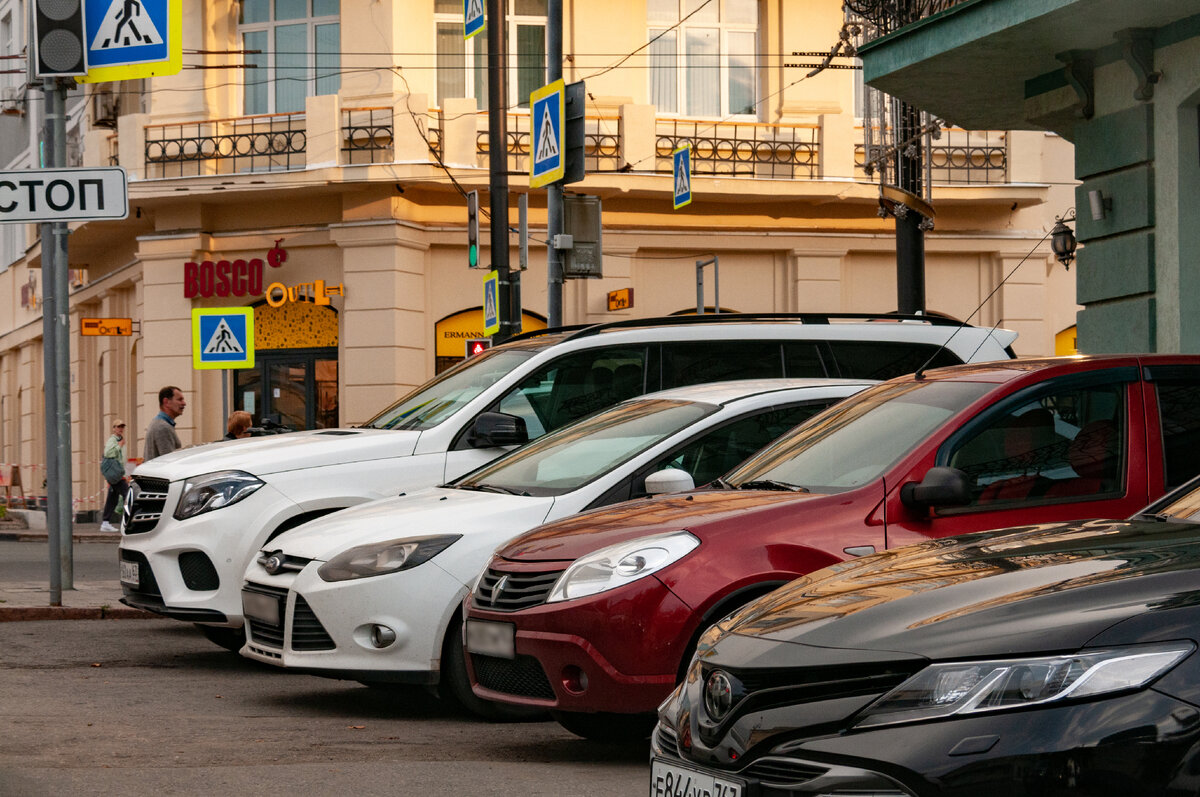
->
[433,0,548,110]
[239,0,341,116]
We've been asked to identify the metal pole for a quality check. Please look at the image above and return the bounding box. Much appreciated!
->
[51,79,72,589]
[546,0,564,327]
[696,261,703,315]
[695,256,718,314]
[713,255,719,314]
[895,99,925,314]
[39,79,59,606]
[487,0,514,342]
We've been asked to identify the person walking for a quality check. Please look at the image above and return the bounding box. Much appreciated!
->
[224,410,252,440]
[99,420,128,532]
[144,385,186,461]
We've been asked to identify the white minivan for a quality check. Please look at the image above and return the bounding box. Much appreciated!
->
[119,313,1017,649]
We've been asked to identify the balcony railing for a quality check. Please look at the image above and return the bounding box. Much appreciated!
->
[655,119,820,180]
[855,128,1008,185]
[848,0,970,42]
[144,112,307,178]
[341,107,394,165]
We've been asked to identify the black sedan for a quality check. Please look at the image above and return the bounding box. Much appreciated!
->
[652,482,1200,797]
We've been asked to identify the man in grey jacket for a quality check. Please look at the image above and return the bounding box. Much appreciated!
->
[144,385,186,461]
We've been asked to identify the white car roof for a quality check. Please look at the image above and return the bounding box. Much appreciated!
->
[638,378,878,406]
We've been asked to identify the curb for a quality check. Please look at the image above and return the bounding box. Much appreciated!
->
[0,605,156,622]
[0,532,120,543]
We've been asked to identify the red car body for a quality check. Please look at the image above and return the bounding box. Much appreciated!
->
[464,356,1200,722]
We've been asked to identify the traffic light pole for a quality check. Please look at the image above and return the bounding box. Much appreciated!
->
[486,0,521,342]
[41,76,73,602]
[546,0,564,328]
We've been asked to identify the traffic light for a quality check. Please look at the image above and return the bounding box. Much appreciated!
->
[563,81,586,185]
[466,338,491,357]
[34,0,87,77]
[466,190,479,268]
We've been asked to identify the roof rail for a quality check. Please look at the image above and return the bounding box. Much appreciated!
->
[504,323,593,344]
[550,312,970,343]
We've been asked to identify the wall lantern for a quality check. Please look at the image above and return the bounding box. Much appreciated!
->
[1050,215,1077,270]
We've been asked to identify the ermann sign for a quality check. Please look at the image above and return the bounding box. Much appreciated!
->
[0,167,128,222]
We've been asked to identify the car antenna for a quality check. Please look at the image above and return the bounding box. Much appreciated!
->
[912,223,1058,380]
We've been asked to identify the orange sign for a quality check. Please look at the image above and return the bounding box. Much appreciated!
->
[81,317,133,336]
[607,288,633,312]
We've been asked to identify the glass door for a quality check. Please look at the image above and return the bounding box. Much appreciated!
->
[233,347,338,431]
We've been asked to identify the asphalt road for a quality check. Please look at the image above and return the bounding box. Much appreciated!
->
[0,540,119,583]
[0,619,648,796]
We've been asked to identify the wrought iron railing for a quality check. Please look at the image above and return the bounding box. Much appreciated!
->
[474,113,622,174]
[854,127,1007,185]
[341,107,393,165]
[144,112,307,178]
[846,0,971,41]
[426,110,442,160]
[654,119,820,179]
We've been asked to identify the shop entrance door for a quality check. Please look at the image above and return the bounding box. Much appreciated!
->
[232,348,338,431]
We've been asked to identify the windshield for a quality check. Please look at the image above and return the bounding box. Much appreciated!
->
[724,380,994,492]
[363,349,535,431]
[455,398,714,497]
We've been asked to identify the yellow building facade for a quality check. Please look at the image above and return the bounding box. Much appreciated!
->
[0,0,1078,516]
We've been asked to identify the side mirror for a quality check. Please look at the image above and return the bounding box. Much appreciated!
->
[644,468,695,496]
[900,466,971,509]
[468,412,528,448]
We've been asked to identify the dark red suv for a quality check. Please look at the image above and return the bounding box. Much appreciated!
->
[464,356,1200,740]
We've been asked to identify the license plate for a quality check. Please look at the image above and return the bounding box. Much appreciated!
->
[119,560,139,587]
[465,619,515,659]
[650,759,743,797]
[242,590,281,626]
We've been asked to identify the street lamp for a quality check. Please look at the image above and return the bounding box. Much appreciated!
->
[1050,215,1077,270]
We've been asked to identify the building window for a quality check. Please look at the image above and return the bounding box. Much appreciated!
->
[434,0,546,110]
[240,0,340,115]
[649,0,758,118]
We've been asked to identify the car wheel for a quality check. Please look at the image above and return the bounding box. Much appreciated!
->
[439,616,547,723]
[196,624,245,653]
[550,710,656,743]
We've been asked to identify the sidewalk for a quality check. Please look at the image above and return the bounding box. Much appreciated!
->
[0,514,155,622]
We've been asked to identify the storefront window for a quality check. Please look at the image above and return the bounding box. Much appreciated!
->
[241,0,340,115]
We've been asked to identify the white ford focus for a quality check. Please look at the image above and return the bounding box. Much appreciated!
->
[238,379,873,716]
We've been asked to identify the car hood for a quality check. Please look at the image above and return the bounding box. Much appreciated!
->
[266,486,554,561]
[497,489,830,562]
[721,518,1200,660]
[130,428,421,480]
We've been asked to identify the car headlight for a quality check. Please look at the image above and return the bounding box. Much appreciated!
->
[546,530,699,603]
[174,471,265,520]
[856,642,1194,728]
[317,535,461,582]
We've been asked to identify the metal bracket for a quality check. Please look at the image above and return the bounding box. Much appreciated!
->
[1116,28,1161,102]
[1057,49,1095,120]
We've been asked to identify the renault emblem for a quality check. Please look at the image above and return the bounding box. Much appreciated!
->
[491,574,510,605]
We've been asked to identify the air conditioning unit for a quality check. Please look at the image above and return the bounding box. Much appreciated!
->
[0,86,24,116]
[91,85,119,129]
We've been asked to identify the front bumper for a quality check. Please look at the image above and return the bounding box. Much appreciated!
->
[238,559,467,683]
[652,688,1200,796]
[118,480,299,629]
[465,573,696,714]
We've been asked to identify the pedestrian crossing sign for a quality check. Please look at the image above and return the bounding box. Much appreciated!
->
[78,0,182,83]
[483,271,500,337]
[192,307,255,370]
[529,79,565,189]
[672,145,692,209]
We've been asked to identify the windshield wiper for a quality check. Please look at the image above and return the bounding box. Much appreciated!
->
[711,477,733,490]
[737,479,809,493]
[1137,512,1182,523]
[456,483,532,497]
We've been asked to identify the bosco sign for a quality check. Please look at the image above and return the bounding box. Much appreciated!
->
[184,240,287,299]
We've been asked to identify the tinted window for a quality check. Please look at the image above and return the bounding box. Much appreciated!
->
[494,346,648,436]
[726,381,993,492]
[829,341,961,380]
[662,341,782,388]
[1157,382,1200,489]
[649,402,835,489]
[948,383,1126,507]
[783,343,827,377]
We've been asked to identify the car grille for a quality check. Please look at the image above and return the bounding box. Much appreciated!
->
[655,724,680,756]
[178,551,220,591]
[471,653,556,700]
[472,567,565,611]
[740,757,827,786]
[124,476,170,534]
[243,582,288,648]
[120,549,159,596]
[711,660,923,712]
[291,594,336,651]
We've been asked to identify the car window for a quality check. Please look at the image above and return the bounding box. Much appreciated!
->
[948,383,1126,508]
[828,341,962,380]
[456,398,713,497]
[782,342,827,377]
[494,346,648,436]
[363,349,535,431]
[1156,381,1200,489]
[661,341,784,388]
[725,380,994,492]
[646,402,836,490]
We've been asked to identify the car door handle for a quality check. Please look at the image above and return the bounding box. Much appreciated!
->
[844,545,876,557]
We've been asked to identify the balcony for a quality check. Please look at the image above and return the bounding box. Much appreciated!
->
[144,112,308,178]
[855,128,1008,185]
